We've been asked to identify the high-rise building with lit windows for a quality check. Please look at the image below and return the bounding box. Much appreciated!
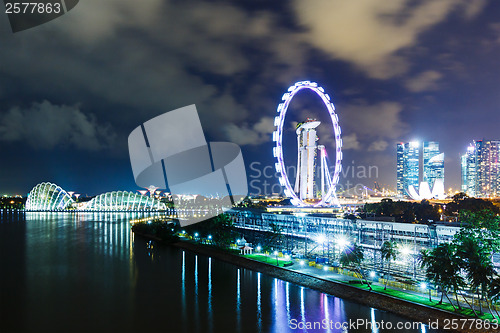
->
[396,141,420,197]
[461,144,476,197]
[396,143,405,196]
[397,141,444,199]
[463,140,500,198]
[423,142,444,190]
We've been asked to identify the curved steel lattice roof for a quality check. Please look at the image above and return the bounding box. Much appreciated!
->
[82,191,166,211]
[25,182,74,211]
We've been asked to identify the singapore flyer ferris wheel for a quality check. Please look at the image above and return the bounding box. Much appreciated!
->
[272,81,342,207]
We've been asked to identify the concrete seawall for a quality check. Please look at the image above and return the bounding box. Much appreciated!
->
[170,240,500,333]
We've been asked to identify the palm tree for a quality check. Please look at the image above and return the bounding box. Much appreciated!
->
[456,236,495,315]
[420,244,462,310]
[488,275,500,320]
[340,243,371,290]
[380,241,397,290]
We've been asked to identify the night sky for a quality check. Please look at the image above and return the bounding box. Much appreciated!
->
[1,0,499,196]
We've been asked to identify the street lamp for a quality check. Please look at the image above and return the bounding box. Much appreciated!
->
[316,234,326,257]
[335,235,350,260]
[420,282,432,301]
[274,250,279,266]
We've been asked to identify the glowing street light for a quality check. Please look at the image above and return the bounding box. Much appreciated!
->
[420,282,432,301]
[316,235,326,244]
[335,235,350,250]
[399,244,412,257]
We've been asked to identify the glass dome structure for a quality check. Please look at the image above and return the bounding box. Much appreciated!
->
[82,191,166,211]
[25,182,74,211]
[25,183,166,211]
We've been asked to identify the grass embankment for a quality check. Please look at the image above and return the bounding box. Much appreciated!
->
[352,281,496,321]
[244,253,293,267]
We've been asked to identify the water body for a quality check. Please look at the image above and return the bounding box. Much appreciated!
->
[0,211,439,333]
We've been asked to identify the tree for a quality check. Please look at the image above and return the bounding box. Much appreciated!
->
[488,275,500,320]
[209,214,235,248]
[185,213,235,248]
[420,244,463,310]
[445,196,500,216]
[265,222,284,252]
[452,209,500,316]
[456,236,495,315]
[340,243,371,290]
[414,200,440,223]
[380,241,397,290]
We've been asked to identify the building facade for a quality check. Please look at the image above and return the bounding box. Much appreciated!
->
[397,141,444,199]
[461,144,476,197]
[423,141,444,190]
[396,143,405,196]
[396,142,420,197]
[463,140,500,198]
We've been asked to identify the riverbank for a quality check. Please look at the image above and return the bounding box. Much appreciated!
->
[167,239,499,333]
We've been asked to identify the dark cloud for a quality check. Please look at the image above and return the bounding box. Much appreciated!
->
[292,0,486,78]
[0,100,116,150]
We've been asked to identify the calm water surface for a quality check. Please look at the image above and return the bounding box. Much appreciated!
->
[0,211,440,333]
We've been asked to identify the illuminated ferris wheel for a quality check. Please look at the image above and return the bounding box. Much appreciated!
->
[272,81,342,207]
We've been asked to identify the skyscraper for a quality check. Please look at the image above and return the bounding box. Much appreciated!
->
[461,154,468,193]
[396,143,405,196]
[461,144,476,197]
[396,141,420,197]
[397,141,444,199]
[464,140,500,198]
[423,142,444,190]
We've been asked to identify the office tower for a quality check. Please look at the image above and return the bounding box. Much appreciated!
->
[474,140,500,198]
[405,142,420,196]
[396,141,420,197]
[461,144,476,197]
[461,154,468,193]
[423,142,444,190]
[396,143,405,196]
[397,141,445,199]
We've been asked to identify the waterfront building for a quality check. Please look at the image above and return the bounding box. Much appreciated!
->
[25,182,166,211]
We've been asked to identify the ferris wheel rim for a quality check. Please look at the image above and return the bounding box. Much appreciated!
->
[272,81,342,207]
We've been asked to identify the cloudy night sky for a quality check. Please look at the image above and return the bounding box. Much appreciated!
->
[0,0,499,197]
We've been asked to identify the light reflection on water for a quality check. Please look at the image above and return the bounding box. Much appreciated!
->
[0,212,441,333]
